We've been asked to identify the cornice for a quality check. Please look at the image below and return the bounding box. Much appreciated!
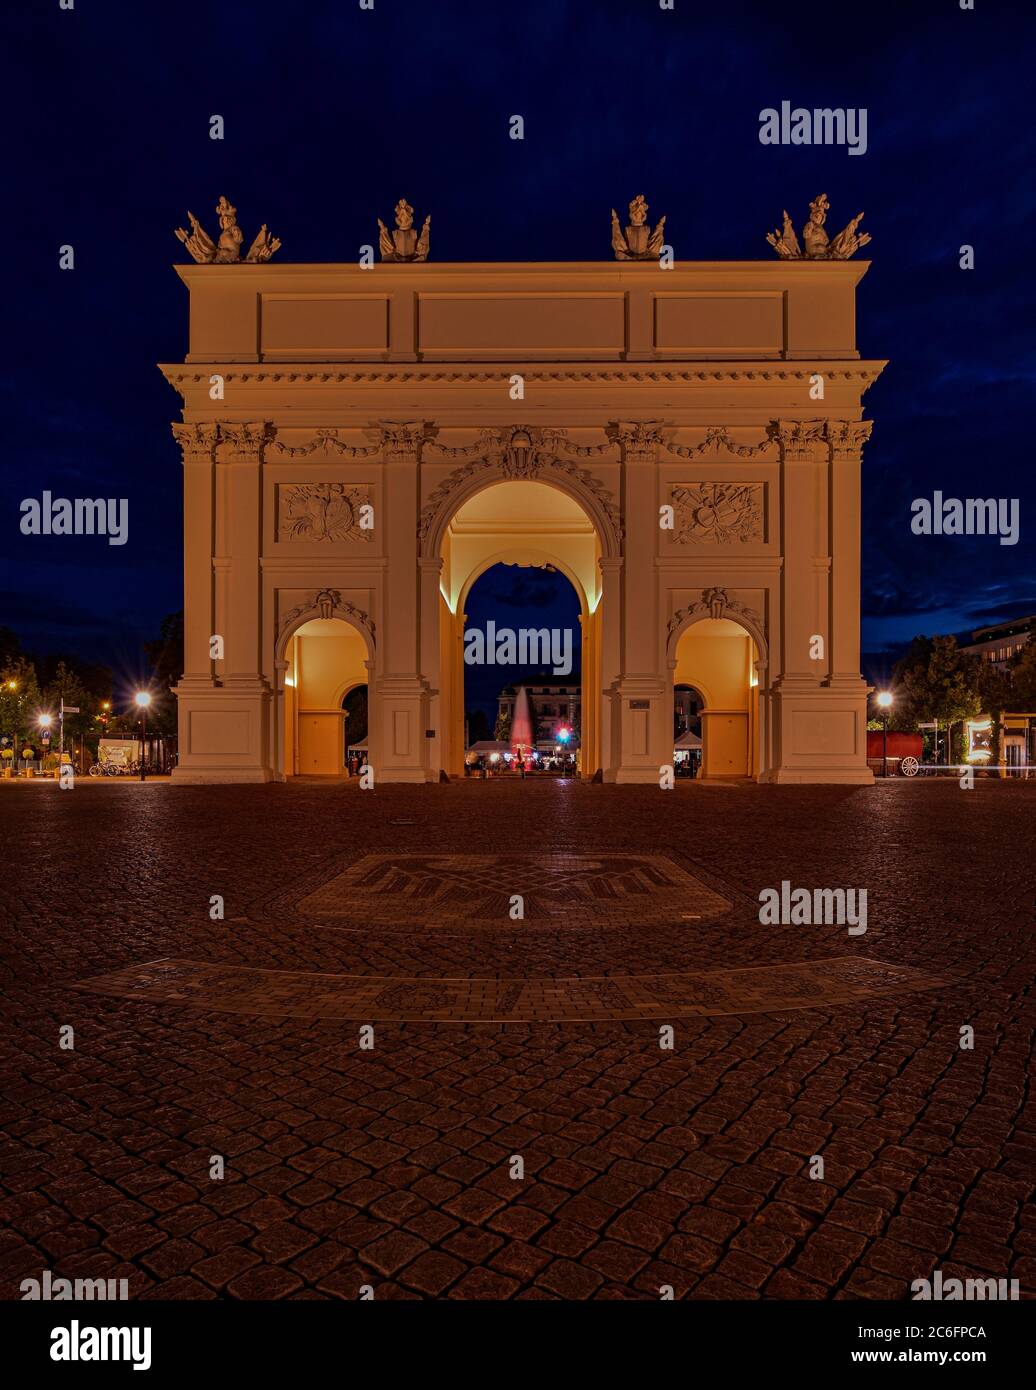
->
[160,362,887,390]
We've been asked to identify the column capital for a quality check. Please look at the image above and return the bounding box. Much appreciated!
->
[171,421,220,462]
[367,420,438,458]
[215,422,276,464]
[606,419,668,460]
[825,419,874,460]
[769,418,826,459]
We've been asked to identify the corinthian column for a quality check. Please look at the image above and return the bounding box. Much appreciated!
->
[607,420,668,782]
[216,422,274,683]
[171,422,220,688]
[826,420,873,688]
[171,420,275,783]
[375,420,437,782]
[764,417,871,784]
[771,418,826,688]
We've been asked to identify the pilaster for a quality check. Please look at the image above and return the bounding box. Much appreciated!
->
[375,420,437,782]
[764,417,872,784]
[171,420,275,783]
[608,421,668,782]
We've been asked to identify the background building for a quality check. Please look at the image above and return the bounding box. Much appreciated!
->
[497,681,579,750]
[961,614,1035,671]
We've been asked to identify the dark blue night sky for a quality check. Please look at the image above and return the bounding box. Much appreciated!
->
[4,1,1034,690]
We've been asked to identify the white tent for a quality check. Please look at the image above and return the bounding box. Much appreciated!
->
[674,730,702,750]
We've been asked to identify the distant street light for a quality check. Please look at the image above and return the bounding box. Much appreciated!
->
[876,691,893,778]
[134,692,152,782]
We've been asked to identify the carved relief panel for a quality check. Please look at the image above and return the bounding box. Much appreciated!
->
[276,483,373,543]
[669,482,765,545]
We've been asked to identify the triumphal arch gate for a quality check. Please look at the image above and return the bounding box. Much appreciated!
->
[162,196,884,784]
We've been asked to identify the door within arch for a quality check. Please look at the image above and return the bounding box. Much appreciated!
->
[285,618,369,776]
[672,619,759,779]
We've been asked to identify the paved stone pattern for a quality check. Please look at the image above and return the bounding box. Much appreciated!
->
[73,955,953,1022]
[1,779,1034,1302]
[296,852,731,926]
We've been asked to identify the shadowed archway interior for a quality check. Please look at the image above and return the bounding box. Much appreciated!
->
[437,480,604,777]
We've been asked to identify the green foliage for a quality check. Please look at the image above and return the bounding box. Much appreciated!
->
[494,710,511,742]
[0,659,43,746]
[893,635,983,726]
[144,611,184,692]
[1005,639,1036,710]
[42,661,94,742]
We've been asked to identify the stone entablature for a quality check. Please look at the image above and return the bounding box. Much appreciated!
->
[162,258,884,785]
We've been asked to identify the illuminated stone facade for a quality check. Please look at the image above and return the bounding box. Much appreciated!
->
[161,254,884,783]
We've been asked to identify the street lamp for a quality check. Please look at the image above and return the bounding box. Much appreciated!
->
[3,681,19,773]
[134,692,152,781]
[876,691,893,777]
[36,713,53,772]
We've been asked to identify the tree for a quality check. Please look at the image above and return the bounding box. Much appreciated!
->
[0,659,43,750]
[1005,640,1036,710]
[494,710,511,742]
[145,611,185,692]
[0,627,22,668]
[42,661,94,744]
[894,635,983,763]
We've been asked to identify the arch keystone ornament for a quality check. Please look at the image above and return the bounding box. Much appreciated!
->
[162,230,883,782]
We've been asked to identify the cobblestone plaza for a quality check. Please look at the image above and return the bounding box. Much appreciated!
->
[2,778,1032,1301]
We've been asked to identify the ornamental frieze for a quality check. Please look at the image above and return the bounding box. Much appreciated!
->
[277,483,372,543]
[670,482,764,545]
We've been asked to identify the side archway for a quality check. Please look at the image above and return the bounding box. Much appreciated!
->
[274,590,376,779]
[668,591,769,781]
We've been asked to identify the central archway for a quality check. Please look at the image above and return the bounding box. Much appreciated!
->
[436,479,604,778]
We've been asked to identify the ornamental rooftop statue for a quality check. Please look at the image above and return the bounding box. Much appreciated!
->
[171,191,873,265]
[766,193,870,261]
[610,194,666,260]
[377,198,431,262]
[174,196,281,264]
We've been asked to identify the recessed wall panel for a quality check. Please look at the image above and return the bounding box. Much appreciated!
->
[418,293,625,358]
[261,294,389,359]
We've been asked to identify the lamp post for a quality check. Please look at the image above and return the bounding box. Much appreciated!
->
[37,712,52,775]
[876,691,893,777]
[3,680,17,776]
[134,692,152,781]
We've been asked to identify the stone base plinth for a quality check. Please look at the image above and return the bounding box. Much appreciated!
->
[172,678,273,784]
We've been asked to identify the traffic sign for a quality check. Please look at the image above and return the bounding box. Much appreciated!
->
[61,704,80,713]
